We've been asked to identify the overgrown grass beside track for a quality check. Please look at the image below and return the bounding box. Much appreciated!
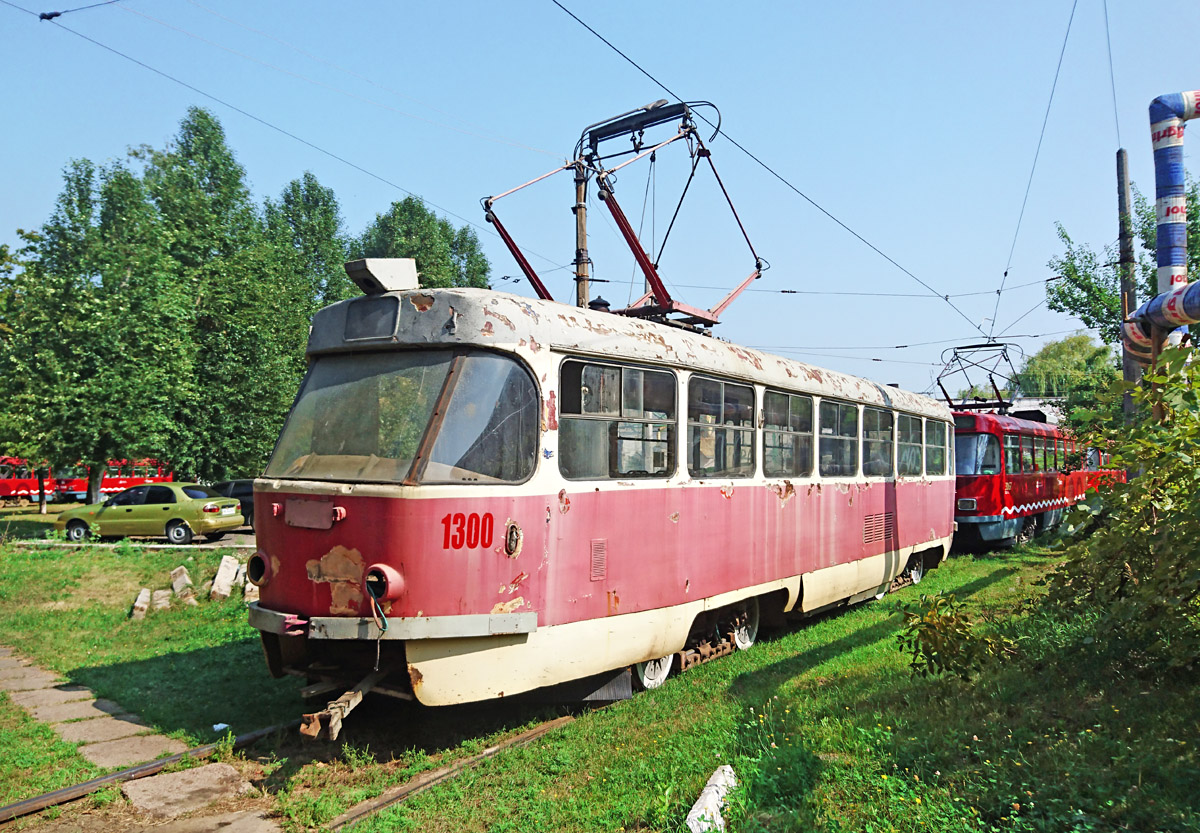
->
[0,536,1197,832]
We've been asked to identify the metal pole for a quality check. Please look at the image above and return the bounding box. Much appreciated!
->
[1116,148,1141,422]
[573,163,590,308]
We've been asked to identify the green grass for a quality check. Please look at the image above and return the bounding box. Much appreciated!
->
[0,691,101,805]
[1,542,1197,831]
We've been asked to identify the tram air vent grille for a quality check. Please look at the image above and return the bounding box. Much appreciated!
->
[590,539,607,582]
[863,512,896,545]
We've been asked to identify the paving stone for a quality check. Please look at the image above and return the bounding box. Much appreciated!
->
[8,684,93,708]
[0,657,29,669]
[55,713,148,744]
[121,762,249,818]
[152,589,172,610]
[130,809,280,832]
[0,668,61,691]
[210,555,241,600]
[78,733,187,768]
[0,645,12,657]
[32,698,124,723]
[130,587,151,620]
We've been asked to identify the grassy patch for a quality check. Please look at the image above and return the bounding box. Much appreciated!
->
[0,692,100,805]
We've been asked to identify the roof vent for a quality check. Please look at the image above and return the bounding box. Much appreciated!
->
[344,259,420,295]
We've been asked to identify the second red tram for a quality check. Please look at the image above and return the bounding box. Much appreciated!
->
[952,412,1121,547]
[247,266,956,707]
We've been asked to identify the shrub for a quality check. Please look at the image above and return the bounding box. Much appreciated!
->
[896,593,1011,679]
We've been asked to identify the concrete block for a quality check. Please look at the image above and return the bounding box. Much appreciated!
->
[170,565,195,603]
[0,645,12,657]
[210,555,241,600]
[0,657,28,669]
[147,810,281,832]
[9,684,92,708]
[121,762,250,818]
[152,589,172,610]
[55,713,148,744]
[78,733,187,768]
[131,588,151,620]
[32,698,124,723]
[242,582,259,604]
[0,668,61,691]
[233,563,246,587]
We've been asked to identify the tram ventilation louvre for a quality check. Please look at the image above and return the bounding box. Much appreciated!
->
[862,512,896,545]
[590,539,608,581]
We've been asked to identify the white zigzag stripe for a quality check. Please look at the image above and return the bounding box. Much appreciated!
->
[1000,495,1085,516]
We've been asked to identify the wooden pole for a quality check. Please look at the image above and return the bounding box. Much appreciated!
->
[573,163,590,308]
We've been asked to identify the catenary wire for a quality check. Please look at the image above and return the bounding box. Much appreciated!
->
[1102,0,1121,148]
[988,0,1078,340]
[748,328,1080,353]
[548,0,987,339]
[36,0,118,17]
[3,0,575,278]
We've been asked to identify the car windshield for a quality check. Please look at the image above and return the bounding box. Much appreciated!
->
[265,349,539,484]
[955,432,1001,476]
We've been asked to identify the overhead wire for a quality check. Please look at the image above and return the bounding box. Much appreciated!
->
[548,0,987,339]
[1102,0,1121,148]
[3,0,576,279]
[988,0,1079,339]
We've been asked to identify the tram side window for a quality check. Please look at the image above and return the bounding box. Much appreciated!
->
[1056,439,1066,471]
[559,361,676,480]
[897,415,922,475]
[1033,437,1046,473]
[925,420,947,475]
[819,400,859,477]
[1021,436,1035,472]
[863,407,894,477]
[687,377,754,478]
[1004,435,1020,474]
[763,390,814,478]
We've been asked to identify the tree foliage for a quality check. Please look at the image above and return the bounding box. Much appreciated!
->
[0,108,489,492]
[1046,346,1200,668]
[1047,179,1200,345]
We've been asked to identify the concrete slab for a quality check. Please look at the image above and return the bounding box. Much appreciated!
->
[121,763,251,819]
[0,668,61,691]
[32,698,125,723]
[210,555,241,600]
[129,809,280,832]
[152,589,172,610]
[55,713,148,744]
[0,645,12,657]
[0,657,29,669]
[8,684,93,708]
[131,588,151,620]
[79,733,187,768]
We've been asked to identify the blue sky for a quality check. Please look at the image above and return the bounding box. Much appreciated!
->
[2,0,1197,394]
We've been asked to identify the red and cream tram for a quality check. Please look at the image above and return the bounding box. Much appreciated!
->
[953,411,1122,547]
[247,260,955,708]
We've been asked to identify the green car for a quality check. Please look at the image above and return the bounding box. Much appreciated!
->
[55,482,243,545]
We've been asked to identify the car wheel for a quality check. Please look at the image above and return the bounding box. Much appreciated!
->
[166,520,193,545]
[206,532,226,543]
[245,509,254,532]
[65,520,90,542]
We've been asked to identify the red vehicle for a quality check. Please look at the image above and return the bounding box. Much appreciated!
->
[952,412,1122,547]
[53,460,173,502]
[247,270,956,715]
[0,457,52,506]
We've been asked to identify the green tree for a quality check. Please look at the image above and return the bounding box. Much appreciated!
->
[355,197,489,288]
[1047,179,1200,345]
[265,172,354,308]
[1014,333,1119,432]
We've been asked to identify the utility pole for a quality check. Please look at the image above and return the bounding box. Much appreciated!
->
[1116,148,1141,422]
[573,162,590,308]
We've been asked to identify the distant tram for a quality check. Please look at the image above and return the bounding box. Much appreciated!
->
[952,412,1121,547]
[248,264,956,711]
[52,460,173,502]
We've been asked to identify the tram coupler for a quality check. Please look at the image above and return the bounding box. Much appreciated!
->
[300,668,388,742]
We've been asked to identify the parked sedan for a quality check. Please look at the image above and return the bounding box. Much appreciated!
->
[55,483,243,545]
[210,479,255,530]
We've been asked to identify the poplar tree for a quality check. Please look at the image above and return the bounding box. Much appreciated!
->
[356,197,489,288]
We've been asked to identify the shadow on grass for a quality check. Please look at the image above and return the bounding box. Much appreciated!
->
[65,638,563,789]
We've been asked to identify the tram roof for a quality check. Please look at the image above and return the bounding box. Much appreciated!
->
[309,288,951,421]
[953,411,1064,437]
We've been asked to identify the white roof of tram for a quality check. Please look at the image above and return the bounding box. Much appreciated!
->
[308,287,951,422]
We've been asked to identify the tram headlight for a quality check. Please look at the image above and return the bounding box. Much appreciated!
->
[957,498,977,511]
[364,563,405,602]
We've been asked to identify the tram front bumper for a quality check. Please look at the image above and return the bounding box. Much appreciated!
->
[247,602,537,640]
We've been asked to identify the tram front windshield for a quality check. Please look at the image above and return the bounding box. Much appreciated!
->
[955,432,1001,476]
[266,349,538,484]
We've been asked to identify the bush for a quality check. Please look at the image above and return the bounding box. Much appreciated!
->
[896,593,1011,679]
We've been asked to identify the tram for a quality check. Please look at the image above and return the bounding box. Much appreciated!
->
[247,261,956,708]
[952,411,1121,547]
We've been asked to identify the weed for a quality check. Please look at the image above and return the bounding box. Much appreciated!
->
[897,592,1012,679]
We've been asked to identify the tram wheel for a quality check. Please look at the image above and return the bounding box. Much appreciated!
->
[634,654,674,690]
[907,555,925,585]
[1014,518,1036,546]
[731,597,760,651]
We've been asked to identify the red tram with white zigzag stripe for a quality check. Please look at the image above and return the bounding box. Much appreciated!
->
[952,412,1122,547]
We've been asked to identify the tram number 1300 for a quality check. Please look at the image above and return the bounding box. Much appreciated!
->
[441,512,495,550]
